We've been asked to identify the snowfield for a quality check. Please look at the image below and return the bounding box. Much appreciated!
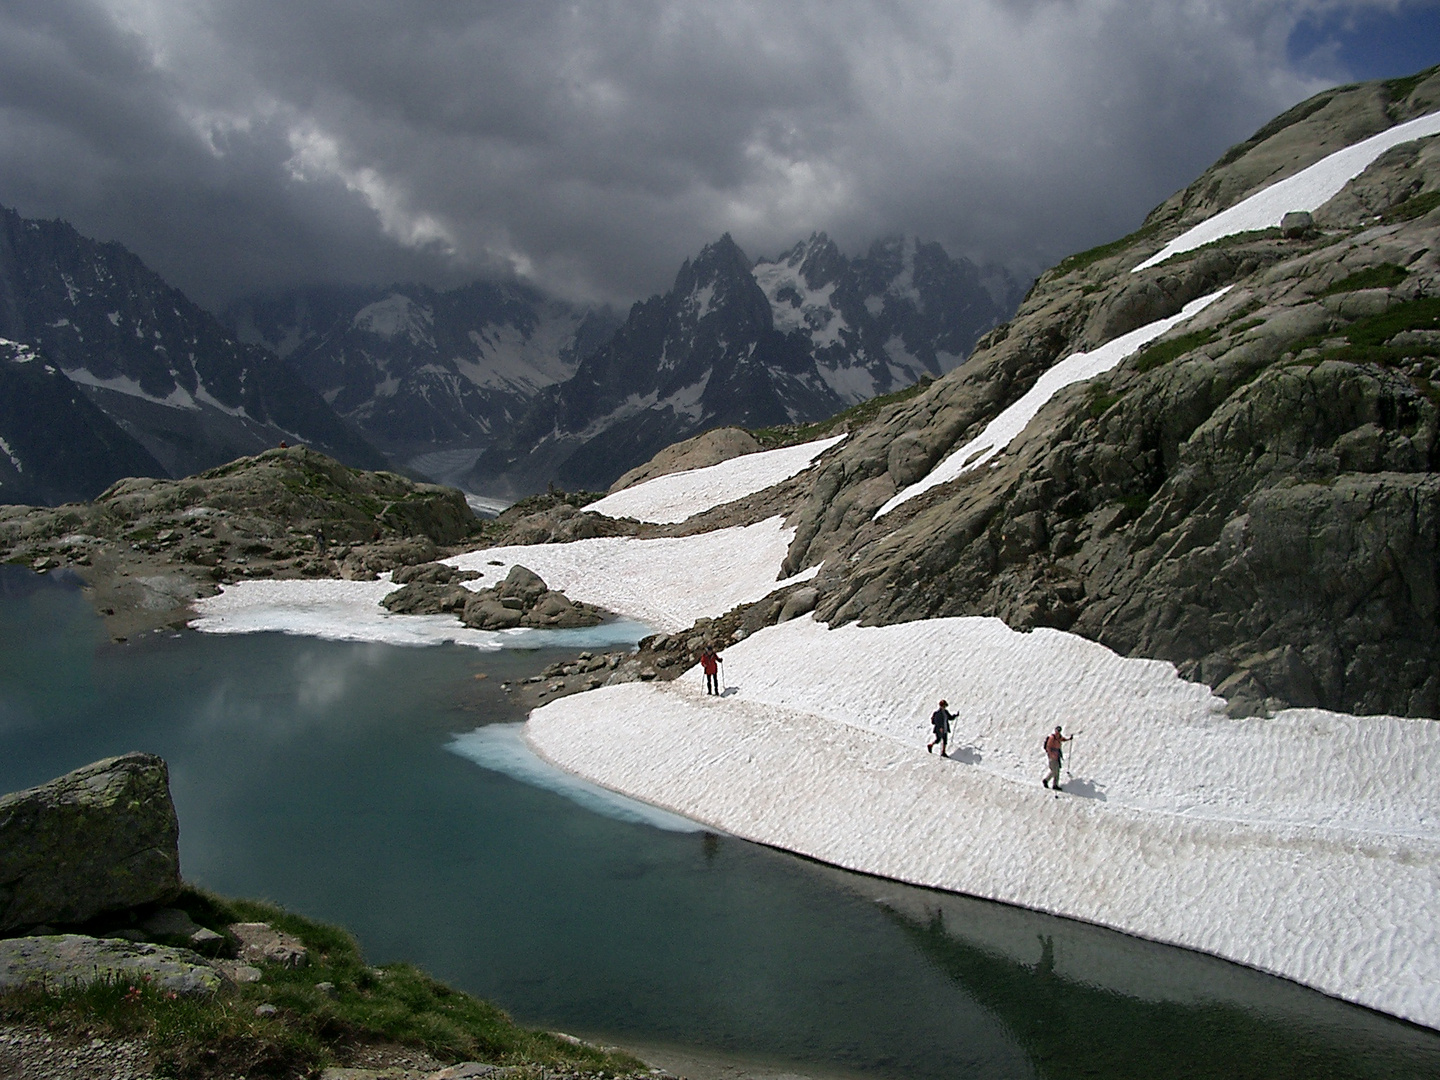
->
[878,288,1230,516]
[528,616,1440,1029]
[585,434,846,524]
[1134,107,1440,271]
[190,517,814,641]
[446,516,817,632]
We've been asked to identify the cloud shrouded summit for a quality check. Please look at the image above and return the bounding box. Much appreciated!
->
[0,1,1397,310]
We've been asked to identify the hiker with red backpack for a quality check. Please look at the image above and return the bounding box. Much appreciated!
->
[1042,725,1073,790]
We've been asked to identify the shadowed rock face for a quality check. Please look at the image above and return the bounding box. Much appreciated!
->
[768,66,1440,718]
[0,753,181,933]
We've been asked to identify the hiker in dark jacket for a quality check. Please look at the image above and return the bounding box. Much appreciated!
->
[928,700,954,756]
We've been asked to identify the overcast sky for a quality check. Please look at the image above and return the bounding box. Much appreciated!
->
[1,1,1437,312]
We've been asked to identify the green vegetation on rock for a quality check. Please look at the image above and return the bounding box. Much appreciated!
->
[1320,264,1409,296]
[1132,329,1221,373]
[749,377,934,449]
[0,887,643,1079]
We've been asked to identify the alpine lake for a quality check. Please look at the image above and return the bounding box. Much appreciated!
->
[2,566,1437,1080]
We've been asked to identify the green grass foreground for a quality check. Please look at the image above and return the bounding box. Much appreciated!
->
[0,887,646,1079]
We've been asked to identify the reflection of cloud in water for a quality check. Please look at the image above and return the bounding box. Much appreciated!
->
[448,724,703,833]
[294,642,387,712]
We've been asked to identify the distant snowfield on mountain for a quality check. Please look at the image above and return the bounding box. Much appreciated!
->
[585,433,847,524]
[1134,107,1440,270]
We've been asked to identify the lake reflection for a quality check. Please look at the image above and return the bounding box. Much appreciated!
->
[1,567,1436,1080]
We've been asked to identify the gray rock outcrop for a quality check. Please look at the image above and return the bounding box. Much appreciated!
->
[458,565,604,630]
[0,753,181,934]
[0,934,221,996]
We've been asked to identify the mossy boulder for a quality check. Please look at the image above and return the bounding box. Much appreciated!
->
[0,753,181,933]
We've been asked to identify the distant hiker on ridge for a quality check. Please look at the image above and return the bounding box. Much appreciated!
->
[928,699,954,756]
[700,644,723,696]
[1042,725,1073,790]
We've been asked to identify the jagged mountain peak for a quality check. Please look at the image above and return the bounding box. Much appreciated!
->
[466,231,1023,495]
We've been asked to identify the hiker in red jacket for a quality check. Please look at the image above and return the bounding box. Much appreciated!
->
[1042,725,1073,790]
[700,644,722,695]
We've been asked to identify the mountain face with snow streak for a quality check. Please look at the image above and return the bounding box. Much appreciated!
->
[757,64,1440,720]
[0,206,385,483]
[225,283,619,487]
[0,338,166,506]
[469,234,1021,494]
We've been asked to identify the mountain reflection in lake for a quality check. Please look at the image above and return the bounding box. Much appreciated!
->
[1,567,1436,1080]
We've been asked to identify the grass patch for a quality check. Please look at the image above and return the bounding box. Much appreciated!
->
[1383,64,1440,107]
[1132,329,1220,374]
[749,377,933,449]
[1052,221,1166,276]
[1319,264,1408,296]
[1087,384,1122,419]
[1282,297,1440,367]
[1,887,644,1079]
[1384,189,1440,224]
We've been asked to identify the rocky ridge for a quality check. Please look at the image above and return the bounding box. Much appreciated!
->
[0,446,483,640]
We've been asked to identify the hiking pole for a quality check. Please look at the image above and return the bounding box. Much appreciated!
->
[1066,730,1084,781]
[719,658,725,693]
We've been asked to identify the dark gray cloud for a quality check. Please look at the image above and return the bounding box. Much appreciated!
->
[0,1,1392,310]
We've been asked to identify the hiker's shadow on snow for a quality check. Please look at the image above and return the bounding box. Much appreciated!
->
[947,744,982,765]
[721,686,740,697]
[1063,777,1108,801]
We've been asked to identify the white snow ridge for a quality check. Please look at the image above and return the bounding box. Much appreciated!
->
[1134,108,1440,271]
[878,288,1230,517]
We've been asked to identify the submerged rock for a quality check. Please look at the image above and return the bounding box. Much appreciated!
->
[0,752,180,934]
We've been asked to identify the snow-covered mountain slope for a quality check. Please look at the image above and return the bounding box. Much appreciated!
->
[469,234,1022,495]
[0,206,385,483]
[226,282,619,486]
[0,338,165,506]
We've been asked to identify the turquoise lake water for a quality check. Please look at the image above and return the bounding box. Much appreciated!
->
[2,567,1438,1080]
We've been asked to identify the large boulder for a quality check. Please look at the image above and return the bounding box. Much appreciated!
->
[0,934,220,996]
[0,753,181,934]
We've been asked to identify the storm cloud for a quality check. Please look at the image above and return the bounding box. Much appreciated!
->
[0,1,1406,310]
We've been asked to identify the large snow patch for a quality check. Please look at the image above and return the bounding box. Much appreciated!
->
[585,435,846,525]
[1134,108,1440,271]
[445,516,815,633]
[527,615,1440,1028]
